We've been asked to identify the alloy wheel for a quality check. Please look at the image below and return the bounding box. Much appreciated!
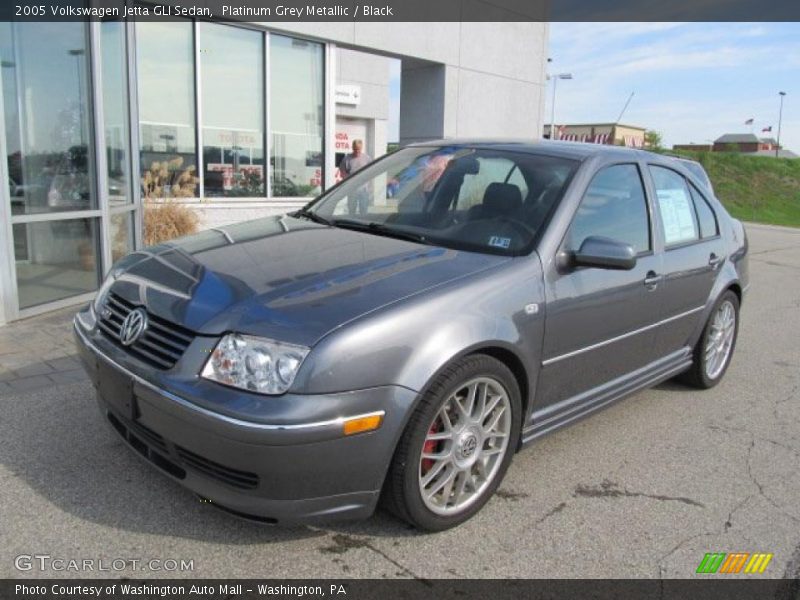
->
[417,376,512,515]
[704,299,736,380]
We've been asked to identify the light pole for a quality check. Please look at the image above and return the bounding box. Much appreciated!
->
[548,72,573,140]
[776,91,787,158]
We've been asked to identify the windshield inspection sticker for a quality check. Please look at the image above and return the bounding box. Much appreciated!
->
[488,236,511,249]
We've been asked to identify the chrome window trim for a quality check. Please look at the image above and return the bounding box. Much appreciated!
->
[541,305,706,367]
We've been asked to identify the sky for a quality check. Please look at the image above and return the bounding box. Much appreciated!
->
[388,23,799,152]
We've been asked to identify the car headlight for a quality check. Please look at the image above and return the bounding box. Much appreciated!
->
[201,334,310,395]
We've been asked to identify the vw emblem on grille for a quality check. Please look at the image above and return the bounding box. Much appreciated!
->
[119,308,148,346]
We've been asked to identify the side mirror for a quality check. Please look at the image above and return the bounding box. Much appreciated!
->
[573,236,637,270]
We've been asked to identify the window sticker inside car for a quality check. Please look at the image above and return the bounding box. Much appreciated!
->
[488,236,511,249]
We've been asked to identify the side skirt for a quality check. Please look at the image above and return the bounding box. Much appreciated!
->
[520,347,692,446]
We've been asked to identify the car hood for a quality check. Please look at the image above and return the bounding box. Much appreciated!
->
[109,215,509,347]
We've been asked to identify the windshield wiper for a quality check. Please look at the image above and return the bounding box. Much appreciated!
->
[292,209,331,226]
[332,219,431,245]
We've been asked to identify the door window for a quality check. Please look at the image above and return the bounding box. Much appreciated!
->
[688,183,719,239]
[567,164,650,253]
[650,165,700,246]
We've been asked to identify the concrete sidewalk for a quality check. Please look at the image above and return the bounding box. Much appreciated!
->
[0,305,85,395]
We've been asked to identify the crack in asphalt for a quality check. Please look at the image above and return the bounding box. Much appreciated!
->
[707,423,800,527]
[573,479,705,507]
[724,493,756,532]
[656,531,717,579]
[318,533,432,585]
[495,488,529,501]
[534,502,568,526]
[630,412,800,579]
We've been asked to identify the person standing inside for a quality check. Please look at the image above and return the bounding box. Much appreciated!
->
[339,140,372,215]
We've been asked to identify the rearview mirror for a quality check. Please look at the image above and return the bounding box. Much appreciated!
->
[573,236,637,270]
[449,156,480,175]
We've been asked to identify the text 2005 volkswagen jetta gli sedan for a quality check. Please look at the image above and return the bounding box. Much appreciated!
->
[75,141,748,531]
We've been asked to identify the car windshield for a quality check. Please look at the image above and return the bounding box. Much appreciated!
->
[307,146,578,256]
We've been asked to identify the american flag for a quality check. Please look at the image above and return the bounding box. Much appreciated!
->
[762,126,772,132]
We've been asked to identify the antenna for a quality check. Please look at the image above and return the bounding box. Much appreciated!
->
[616,92,635,124]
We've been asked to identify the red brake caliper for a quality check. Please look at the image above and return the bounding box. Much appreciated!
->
[421,420,440,473]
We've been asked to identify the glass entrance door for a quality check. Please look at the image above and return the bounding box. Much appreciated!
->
[0,21,138,319]
[1,22,101,311]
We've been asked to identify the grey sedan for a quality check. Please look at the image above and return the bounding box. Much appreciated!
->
[74,141,748,531]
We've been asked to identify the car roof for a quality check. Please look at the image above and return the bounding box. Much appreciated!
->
[406,138,661,161]
[663,153,702,165]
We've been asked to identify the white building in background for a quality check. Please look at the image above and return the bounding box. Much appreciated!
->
[0,19,548,324]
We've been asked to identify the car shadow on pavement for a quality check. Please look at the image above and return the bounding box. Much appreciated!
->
[654,380,695,392]
[0,379,418,545]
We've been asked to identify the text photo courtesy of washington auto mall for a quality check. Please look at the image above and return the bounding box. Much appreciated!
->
[0,1,799,599]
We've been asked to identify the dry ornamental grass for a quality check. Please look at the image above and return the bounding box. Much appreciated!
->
[143,202,200,246]
[141,157,201,245]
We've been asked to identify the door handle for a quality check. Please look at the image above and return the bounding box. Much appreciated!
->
[644,271,661,290]
[709,253,723,269]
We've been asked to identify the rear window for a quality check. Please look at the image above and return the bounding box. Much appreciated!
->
[680,160,713,191]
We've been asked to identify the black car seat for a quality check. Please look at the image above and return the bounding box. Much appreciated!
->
[467,182,523,221]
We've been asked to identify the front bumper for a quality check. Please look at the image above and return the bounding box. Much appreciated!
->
[74,311,417,524]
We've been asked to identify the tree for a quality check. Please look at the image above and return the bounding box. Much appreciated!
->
[644,130,663,150]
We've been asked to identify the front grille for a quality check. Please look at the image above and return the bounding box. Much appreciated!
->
[176,445,260,490]
[97,293,194,369]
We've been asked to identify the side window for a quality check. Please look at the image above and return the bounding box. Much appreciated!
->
[568,164,650,253]
[688,183,719,239]
[650,165,699,246]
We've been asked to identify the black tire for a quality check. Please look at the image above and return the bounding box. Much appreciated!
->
[382,354,522,531]
[678,290,740,389]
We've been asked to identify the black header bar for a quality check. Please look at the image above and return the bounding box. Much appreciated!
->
[3,0,800,22]
[2,578,798,600]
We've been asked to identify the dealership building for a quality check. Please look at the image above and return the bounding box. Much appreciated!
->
[0,19,548,324]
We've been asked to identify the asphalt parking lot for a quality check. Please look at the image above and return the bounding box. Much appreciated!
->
[0,223,798,580]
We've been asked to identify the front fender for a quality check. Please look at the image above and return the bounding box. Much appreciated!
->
[292,258,545,401]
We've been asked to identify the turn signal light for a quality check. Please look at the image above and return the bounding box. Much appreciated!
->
[343,413,384,436]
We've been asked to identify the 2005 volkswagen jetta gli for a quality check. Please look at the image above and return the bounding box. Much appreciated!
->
[75,141,749,531]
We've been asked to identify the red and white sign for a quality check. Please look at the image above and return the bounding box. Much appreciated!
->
[207,163,264,190]
[335,119,369,153]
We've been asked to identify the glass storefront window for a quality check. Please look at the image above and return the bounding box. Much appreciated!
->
[1,22,95,215]
[136,21,198,199]
[199,23,265,198]
[12,218,101,310]
[270,35,324,198]
[101,22,132,207]
[110,211,135,263]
